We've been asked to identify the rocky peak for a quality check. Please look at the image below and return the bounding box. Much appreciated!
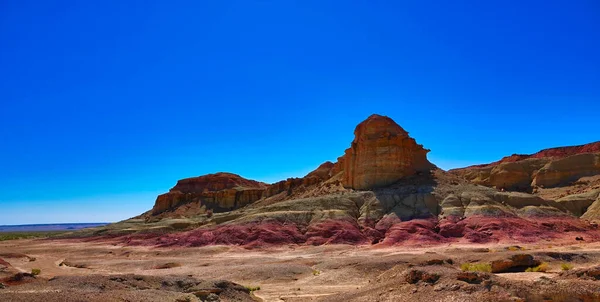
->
[339,114,433,190]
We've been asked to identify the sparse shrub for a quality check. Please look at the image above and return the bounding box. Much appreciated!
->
[245,285,260,292]
[31,268,41,276]
[312,269,321,276]
[507,246,525,251]
[561,263,574,271]
[525,262,548,272]
[460,263,492,273]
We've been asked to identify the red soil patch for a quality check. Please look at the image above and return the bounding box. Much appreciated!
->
[305,220,369,245]
[380,218,448,246]
[439,216,600,244]
[70,215,600,248]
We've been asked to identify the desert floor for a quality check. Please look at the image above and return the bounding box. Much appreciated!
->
[2,239,600,301]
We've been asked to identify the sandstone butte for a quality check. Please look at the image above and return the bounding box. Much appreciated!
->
[92,114,600,248]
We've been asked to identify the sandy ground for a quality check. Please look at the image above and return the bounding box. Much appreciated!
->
[3,239,600,301]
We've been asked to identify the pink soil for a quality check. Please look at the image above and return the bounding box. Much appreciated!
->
[75,215,600,248]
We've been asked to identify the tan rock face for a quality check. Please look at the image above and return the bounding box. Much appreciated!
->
[532,153,600,188]
[452,141,600,191]
[339,114,433,190]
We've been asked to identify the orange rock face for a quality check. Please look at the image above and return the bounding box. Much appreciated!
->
[170,172,266,193]
[151,163,340,215]
[339,114,433,190]
[152,173,267,215]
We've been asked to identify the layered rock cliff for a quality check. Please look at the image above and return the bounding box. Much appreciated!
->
[337,114,433,190]
[152,173,267,215]
[451,142,600,191]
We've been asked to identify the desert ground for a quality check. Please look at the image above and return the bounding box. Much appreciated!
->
[3,238,600,301]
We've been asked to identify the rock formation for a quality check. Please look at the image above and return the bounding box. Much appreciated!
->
[152,173,267,215]
[150,114,434,215]
[100,114,600,248]
[451,142,600,191]
[532,153,600,188]
[151,162,340,216]
[338,114,433,190]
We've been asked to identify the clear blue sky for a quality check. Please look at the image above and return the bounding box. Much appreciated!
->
[1,1,599,225]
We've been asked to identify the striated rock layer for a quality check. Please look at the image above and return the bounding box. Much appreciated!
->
[152,173,267,215]
[451,142,600,191]
[338,114,433,190]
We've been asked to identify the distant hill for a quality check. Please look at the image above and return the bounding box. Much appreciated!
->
[0,223,108,232]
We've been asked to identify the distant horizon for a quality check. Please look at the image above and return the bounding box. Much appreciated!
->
[0,222,110,227]
[1,1,598,225]
[0,222,109,232]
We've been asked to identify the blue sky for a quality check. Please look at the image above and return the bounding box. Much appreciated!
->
[1,1,599,225]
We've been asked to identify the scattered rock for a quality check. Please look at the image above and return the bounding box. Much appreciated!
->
[205,293,220,301]
[193,289,222,299]
[456,271,490,284]
[153,262,182,269]
[405,269,440,284]
[59,260,89,269]
[565,266,600,280]
[423,259,445,266]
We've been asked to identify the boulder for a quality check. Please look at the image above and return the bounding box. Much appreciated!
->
[405,269,440,284]
[490,254,540,273]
